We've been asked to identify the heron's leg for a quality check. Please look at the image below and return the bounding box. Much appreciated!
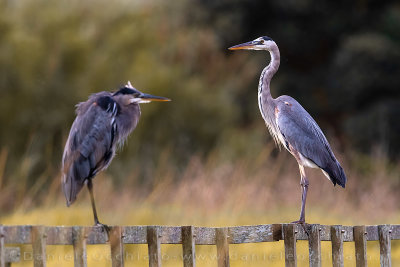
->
[299,174,309,223]
[292,165,309,224]
[86,179,100,224]
[86,179,110,234]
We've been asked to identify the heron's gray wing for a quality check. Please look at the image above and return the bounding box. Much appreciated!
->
[61,95,118,206]
[276,99,346,187]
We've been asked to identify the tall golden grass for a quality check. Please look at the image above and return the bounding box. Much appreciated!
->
[1,145,400,266]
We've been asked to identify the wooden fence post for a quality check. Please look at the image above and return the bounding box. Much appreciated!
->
[0,225,5,267]
[110,226,124,267]
[216,228,230,267]
[147,226,161,267]
[182,226,196,267]
[378,225,391,267]
[283,224,297,267]
[0,225,20,267]
[31,226,47,267]
[354,225,367,267]
[72,226,87,267]
[1,223,399,267]
[331,225,344,267]
[308,224,321,267]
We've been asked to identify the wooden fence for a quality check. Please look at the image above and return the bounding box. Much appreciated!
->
[0,224,399,267]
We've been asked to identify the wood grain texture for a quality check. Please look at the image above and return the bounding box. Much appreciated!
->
[216,228,230,267]
[1,223,400,267]
[331,225,344,267]
[354,225,367,267]
[1,224,400,245]
[378,225,391,267]
[283,224,297,267]
[147,226,161,267]
[228,224,275,243]
[0,225,4,267]
[110,226,124,267]
[72,226,87,267]
[31,226,47,267]
[308,224,321,267]
[182,226,196,267]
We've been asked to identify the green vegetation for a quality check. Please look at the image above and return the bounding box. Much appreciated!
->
[0,0,262,200]
[0,0,399,198]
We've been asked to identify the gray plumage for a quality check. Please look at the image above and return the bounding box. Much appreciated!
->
[61,81,170,227]
[276,95,346,187]
[230,37,346,223]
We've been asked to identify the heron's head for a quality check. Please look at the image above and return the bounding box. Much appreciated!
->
[113,81,170,105]
[229,36,275,51]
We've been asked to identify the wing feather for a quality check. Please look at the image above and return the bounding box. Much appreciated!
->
[276,97,346,187]
[61,94,117,206]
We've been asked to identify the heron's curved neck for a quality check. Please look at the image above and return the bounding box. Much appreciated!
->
[258,42,281,146]
[258,43,280,98]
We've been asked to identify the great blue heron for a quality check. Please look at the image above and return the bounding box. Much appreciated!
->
[229,36,347,223]
[61,81,170,228]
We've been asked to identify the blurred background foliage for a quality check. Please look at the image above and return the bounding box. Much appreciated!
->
[0,0,399,214]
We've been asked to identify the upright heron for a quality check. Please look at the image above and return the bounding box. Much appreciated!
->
[61,81,170,228]
[229,36,346,223]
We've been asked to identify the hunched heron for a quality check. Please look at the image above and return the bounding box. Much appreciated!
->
[61,81,170,229]
[229,36,347,223]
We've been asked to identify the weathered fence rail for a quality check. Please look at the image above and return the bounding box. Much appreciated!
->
[0,224,399,266]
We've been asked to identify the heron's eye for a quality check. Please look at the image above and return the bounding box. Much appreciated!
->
[260,39,265,44]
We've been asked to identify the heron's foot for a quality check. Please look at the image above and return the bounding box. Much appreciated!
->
[94,222,111,236]
[290,220,310,236]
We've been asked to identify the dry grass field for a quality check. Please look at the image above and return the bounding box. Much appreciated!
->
[2,146,400,266]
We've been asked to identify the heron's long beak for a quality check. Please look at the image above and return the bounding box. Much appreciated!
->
[228,41,257,50]
[139,93,171,102]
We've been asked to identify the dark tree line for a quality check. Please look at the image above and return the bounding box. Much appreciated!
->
[0,0,399,191]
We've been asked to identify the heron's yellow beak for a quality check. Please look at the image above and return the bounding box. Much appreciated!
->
[139,93,171,102]
[228,41,256,50]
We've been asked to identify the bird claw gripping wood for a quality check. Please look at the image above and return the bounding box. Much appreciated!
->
[95,222,111,240]
[290,221,310,237]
